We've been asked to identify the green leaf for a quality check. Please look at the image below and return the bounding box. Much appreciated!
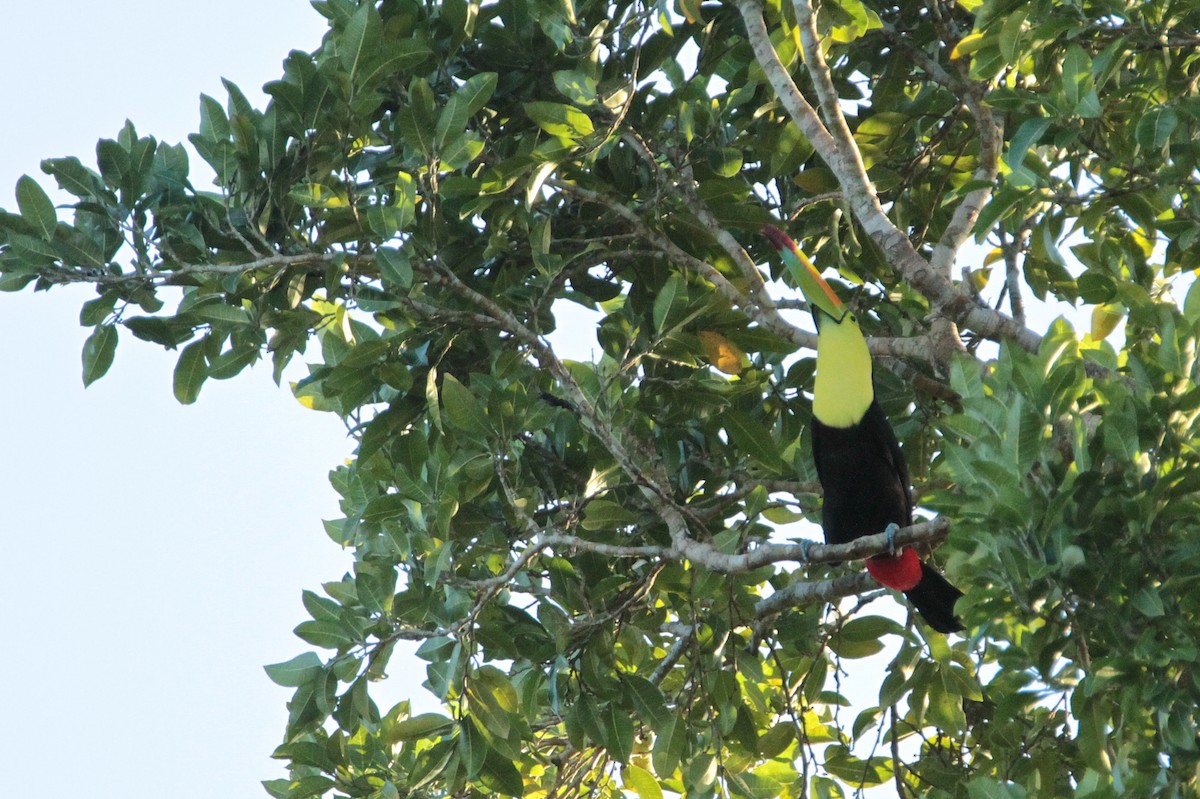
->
[441,373,490,439]
[997,6,1028,64]
[623,765,664,799]
[652,273,687,333]
[435,72,497,151]
[263,652,324,687]
[965,777,1025,799]
[173,339,208,405]
[652,714,687,776]
[466,666,518,738]
[192,302,252,327]
[376,247,412,289]
[41,156,102,198]
[80,293,117,327]
[53,229,106,269]
[440,132,485,171]
[358,38,433,88]
[124,316,190,348]
[390,712,456,741]
[82,324,118,387]
[941,664,984,702]
[197,94,230,141]
[553,70,598,106]
[823,745,890,788]
[355,560,396,613]
[524,101,595,140]
[1061,45,1088,113]
[338,1,382,83]
[727,771,782,799]
[459,716,488,777]
[708,147,743,178]
[624,674,672,733]
[828,615,902,658]
[361,494,408,525]
[426,368,443,432]
[480,749,524,797]
[757,722,796,758]
[1131,586,1165,618]
[1005,117,1049,173]
[601,701,634,762]
[261,778,288,798]
[408,739,457,789]
[723,410,785,471]
[16,175,57,239]
[293,620,359,650]
[581,499,639,531]
[1135,107,1178,150]
[287,775,335,799]
[393,171,418,230]
[207,342,259,380]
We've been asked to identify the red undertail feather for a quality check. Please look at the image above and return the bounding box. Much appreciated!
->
[865,547,923,591]
[867,548,965,633]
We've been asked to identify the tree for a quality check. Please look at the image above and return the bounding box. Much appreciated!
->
[3,0,1200,795]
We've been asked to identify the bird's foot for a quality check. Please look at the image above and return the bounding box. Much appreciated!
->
[883,523,901,556]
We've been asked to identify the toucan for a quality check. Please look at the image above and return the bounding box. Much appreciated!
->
[762,224,964,633]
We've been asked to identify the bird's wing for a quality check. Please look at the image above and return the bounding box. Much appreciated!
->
[862,400,913,523]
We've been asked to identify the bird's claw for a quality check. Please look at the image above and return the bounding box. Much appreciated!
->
[883,523,900,556]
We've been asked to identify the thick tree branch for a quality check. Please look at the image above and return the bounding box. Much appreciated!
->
[541,517,950,574]
[872,14,1004,234]
[37,251,334,287]
[928,54,1004,278]
[736,0,1043,356]
[754,572,876,618]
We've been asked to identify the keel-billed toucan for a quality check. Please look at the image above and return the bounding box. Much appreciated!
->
[763,224,964,633]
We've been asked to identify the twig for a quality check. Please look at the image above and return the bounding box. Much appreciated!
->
[891,705,910,798]
[998,226,1028,327]
[650,626,695,684]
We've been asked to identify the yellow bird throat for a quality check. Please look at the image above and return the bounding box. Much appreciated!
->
[812,315,875,429]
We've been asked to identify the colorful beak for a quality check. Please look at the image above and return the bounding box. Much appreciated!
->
[762,224,847,322]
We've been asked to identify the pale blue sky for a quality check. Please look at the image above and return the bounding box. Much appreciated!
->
[0,3,428,796]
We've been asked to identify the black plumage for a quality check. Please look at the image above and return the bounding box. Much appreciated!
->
[812,400,911,545]
[814,401,964,633]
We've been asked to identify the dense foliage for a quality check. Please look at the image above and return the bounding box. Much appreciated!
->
[4,0,1200,796]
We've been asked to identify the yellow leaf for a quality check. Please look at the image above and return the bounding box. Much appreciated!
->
[950,31,985,59]
[676,0,703,24]
[1089,303,1125,342]
[697,331,746,375]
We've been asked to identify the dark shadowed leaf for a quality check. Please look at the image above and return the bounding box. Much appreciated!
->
[81,324,117,387]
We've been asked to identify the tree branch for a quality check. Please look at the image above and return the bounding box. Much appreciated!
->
[736,0,1044,356]
[539,517,951,574]
[754,572,876,618]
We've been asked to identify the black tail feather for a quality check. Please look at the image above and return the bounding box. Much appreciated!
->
[904,562,965,633]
